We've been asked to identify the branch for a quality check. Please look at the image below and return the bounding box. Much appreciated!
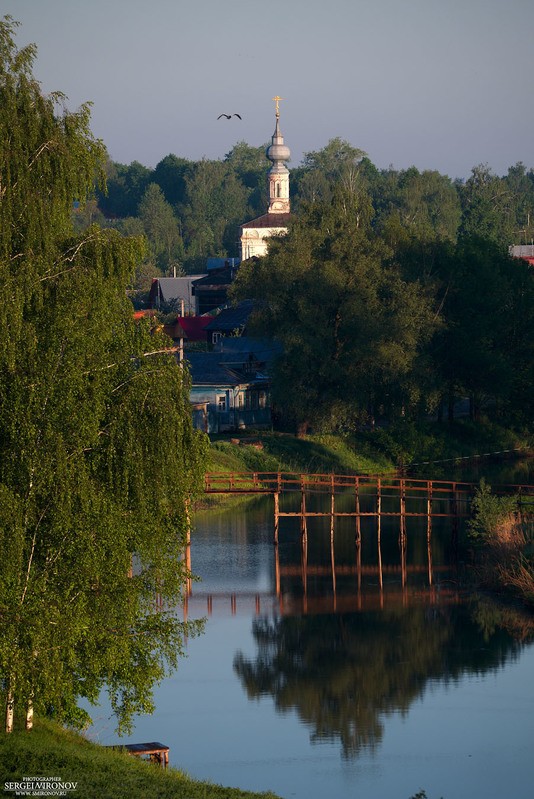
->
[38,232,102,283]
[20,504,50,605]
[83,348,180,376]
[111,368,169,394]
[10,141,59,195]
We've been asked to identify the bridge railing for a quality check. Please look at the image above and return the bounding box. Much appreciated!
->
[204,471,534,505]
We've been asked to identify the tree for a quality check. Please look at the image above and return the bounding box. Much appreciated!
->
[153,153,191,208]
[432,236,534,422]
[293,138,367,209]
[232,190,436,433]
[0,17,208,734]
[457,164,515,247]
[182,159,249,266]
[97,158,153,218]
[224,140,270,218]
[138,182,184,272]
[377,167,461,248]
[503,162,534,243]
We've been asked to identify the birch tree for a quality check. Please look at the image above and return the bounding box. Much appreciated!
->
[0,17,207,734]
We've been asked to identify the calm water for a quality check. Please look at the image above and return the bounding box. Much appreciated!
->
[88,474,534,799]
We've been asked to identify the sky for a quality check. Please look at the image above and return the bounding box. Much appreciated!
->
[7,0,534,180]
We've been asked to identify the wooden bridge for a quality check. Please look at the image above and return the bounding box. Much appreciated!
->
[204,471,534,497]
[202,472,534,590]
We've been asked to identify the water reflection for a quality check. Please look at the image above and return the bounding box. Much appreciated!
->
[233,601,531,760]
[192,491,534,765]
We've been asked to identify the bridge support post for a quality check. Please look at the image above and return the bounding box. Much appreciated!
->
[400,478,407,588]
[450,484,459,558]
[355,477,362,591]
[273,492,279,545]
[427,483,433,586]
[377,478,383,590]
[330,483,336,599]
[300,479,307,543]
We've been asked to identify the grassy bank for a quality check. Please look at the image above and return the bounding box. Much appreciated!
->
[207,420,532,478]
[0,718,281,799]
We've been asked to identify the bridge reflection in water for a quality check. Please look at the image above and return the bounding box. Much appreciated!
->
[181,472,534,619]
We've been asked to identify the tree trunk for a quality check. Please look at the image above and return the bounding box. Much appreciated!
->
[25,697,34,731]
[5,684,14,734]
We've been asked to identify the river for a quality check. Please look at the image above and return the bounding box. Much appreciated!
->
[87,464,534,799]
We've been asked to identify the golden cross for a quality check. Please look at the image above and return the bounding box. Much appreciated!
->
[272,95,283,118]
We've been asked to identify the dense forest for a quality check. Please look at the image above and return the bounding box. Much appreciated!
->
[85,140,534,434]
[81,139,534,280]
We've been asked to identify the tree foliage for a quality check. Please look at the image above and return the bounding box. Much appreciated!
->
[232,190,436,432]
[0,16,208,734]
[138,182,184,272]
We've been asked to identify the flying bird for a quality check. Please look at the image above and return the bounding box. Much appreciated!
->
[217,113,242,119]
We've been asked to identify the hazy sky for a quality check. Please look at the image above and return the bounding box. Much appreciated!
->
[8,0,534,179]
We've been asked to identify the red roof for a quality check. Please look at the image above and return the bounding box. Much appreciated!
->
[177,316,214,341]
[133,309,157,321]
[241,212,292,229]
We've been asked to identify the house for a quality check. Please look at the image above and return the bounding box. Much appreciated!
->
[203,300,254,344]
[186,337,278,433]
[162,315,214,343]
[191,262,239,315]
[509,244,534,267]
[149,275,206,313]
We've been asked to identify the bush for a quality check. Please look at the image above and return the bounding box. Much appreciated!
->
[468,479,521,545]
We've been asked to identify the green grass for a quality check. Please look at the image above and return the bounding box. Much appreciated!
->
[209,431,395,475]
[0,719,281,799]
[207,422,532,481]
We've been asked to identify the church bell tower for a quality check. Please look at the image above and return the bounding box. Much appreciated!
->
[239,97,291,260]
[266,95,291,214]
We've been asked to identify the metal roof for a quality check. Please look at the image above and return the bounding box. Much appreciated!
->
[241,212,292,229]
[149,276,206,310]
[204,300,254,332]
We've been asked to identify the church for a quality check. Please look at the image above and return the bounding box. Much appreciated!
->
[239,97,292,260]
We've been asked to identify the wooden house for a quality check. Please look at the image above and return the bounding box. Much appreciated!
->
[186,338,278,433]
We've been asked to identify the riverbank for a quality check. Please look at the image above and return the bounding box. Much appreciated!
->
[207,420,532,479]
[0,718,281,799]
[465,480,534,611]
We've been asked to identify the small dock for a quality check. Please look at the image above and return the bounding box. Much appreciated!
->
[108,741,169,768]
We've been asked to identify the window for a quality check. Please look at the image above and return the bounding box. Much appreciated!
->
[217,395,226,412]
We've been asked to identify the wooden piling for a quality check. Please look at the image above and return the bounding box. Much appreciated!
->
[301,536,308,613]
[450,484,459,557]
[330,479,335,546]
[300,478,308,543]
[355,477,362,591]
[427,483,433,586]
[274,492,280,545]
[400,477,407,588]
[377,478,383,590]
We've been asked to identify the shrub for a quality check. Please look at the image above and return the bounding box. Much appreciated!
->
[468,479,521,545]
